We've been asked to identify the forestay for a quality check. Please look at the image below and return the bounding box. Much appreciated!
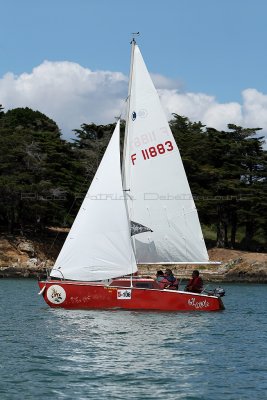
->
[123,44,209,264]
[50,121,137,281]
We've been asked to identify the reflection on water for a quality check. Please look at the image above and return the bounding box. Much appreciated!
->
[0,280,266,399]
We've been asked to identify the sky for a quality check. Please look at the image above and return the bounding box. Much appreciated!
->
[1,0,267,143]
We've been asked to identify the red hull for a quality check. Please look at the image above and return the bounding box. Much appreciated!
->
[38,279,224,312]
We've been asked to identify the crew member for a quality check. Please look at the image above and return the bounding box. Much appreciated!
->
[185,270,203,293]
[159,269,179,290]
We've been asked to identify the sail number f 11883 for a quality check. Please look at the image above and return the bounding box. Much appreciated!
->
[131,140,174,165]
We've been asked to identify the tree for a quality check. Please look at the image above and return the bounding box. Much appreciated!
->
[72,121,116,184]
[0,107,83,233]
[169,114,267,249]
[0,107,266,251]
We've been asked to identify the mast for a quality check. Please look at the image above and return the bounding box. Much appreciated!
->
[122,37,138,283]
[122,37,136,187]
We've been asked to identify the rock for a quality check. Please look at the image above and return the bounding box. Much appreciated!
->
[224,261,267,282]
[17,241,35,256]
[26,258,38,268]
[0,235,267,282]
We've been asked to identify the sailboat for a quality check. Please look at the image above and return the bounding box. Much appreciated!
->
[38,39,225,311]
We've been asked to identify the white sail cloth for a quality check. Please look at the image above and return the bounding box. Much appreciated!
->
[123,45,209,264]
[51,42,209,282]
[51,122,137,281]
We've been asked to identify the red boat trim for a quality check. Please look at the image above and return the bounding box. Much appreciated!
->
[38,279,225,312]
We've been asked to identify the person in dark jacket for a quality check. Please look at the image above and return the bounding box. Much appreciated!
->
[185,270,203,293]
[158,269,179,290]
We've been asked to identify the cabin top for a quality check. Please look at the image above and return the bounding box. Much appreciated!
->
[110,277,160,289]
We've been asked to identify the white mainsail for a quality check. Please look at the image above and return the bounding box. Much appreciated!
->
[51,121,137,281]
[123,43,209,264]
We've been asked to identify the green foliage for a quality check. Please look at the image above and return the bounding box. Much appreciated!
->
[0,106,266,250]
[0,107,84,233]
[170,115,267,250]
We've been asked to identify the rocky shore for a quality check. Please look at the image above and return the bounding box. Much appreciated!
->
[0,235,267,283]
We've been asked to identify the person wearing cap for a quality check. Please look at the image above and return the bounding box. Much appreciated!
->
[185,270,203,293]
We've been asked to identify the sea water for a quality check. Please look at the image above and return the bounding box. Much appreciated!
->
[0,279,266,400]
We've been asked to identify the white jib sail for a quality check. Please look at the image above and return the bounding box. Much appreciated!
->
[123,44,209,264]
[51,121,137,281]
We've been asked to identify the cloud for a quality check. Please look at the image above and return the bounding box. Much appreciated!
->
[242,88,267,130]
[159,88,267,142]
[0,61,266,144]
[0,61,128,139]
[151,73,183,90]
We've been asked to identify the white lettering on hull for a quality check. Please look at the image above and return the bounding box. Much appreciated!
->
[117,289,132,300]
[188,297,210,309]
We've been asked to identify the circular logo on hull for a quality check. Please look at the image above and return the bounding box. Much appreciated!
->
[47,285,66,304]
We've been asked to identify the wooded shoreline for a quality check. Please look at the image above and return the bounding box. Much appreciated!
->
[1,107,267,253]
[1,235,266,283]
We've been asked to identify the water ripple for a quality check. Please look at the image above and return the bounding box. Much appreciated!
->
[0,280,267,399]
